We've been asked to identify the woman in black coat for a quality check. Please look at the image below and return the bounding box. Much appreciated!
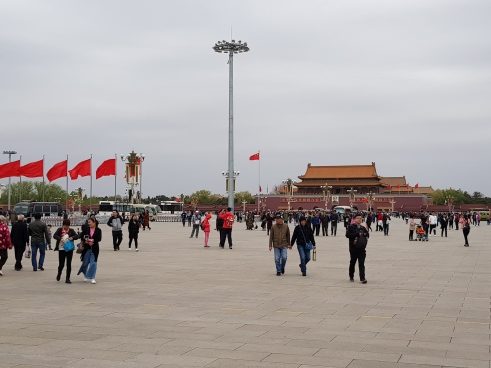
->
[53,219,79,284]
[128,214,140,251]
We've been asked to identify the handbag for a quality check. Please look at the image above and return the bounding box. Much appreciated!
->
[76,242,83,254]
[63,240,75,252]
[24,246,31,258]
[299,226,314,251]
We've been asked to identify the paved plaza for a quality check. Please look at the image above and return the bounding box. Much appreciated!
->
[1,219,491,368]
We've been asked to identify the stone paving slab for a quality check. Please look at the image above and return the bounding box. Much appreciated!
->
[1,219,491,368]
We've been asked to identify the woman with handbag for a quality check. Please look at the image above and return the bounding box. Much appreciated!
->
[291,216,316,277]
[53,219,79,284]
[78,217,102,284]
[128,214,140,251]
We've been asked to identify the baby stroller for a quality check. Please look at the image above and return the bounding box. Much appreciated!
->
[416,225,428,241]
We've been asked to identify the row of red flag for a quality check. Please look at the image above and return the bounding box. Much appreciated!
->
[0,158,116,181]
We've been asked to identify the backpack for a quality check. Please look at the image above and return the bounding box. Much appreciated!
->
[225,213,235,227]
[200,219,206,231]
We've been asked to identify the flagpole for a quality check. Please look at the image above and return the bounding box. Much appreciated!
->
[114,154,117,202]
[65,154,69,213]
[42,155,45,202]
[19,155,22,203]
[89,154,93,212]
[257,149,261,213]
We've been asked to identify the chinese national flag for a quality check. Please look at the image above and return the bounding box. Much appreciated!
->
[0,160,20,179]
[96,158,116,179]
[46,160,68,182]
[69,159,91,180]
[414,183,419,188]
[249,152,260,161]
[20,160,44,178]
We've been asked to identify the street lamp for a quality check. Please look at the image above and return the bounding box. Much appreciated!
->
[321,184,333,211]
[282,178,295,211]
[213,39,250,211]
[120,151,145,204]
[3,150,17,211]
[347,187,358,208]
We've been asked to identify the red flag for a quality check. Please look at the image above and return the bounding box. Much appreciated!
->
[249,152,260,161]
[414,183,419,188]
[96,158,116,179]
[20,160,44,178]
[69,159,91,180]
[0,160,20,179]
[259,185,262,193]
[46,160,68,182]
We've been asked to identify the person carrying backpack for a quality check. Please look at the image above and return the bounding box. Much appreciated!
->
[346,213,369,284]
[219,207,235,249]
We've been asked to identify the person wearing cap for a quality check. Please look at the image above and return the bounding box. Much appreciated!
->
[291,216,315,276]
[190,211,202,238]
[269,213,291,276]
[345,213,369,284]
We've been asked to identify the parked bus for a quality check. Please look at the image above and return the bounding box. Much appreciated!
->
[98,201,135,216]
[14,201,63,219]
[160,200,182,214]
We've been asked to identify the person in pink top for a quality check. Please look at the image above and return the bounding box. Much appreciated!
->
[0,215,13,276]
[202,213,212,248]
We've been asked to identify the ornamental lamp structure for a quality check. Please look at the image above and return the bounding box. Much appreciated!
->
[347,187,358,208]
[213,39,250,211]
[321,184,333,211]
[120,151,145,204]
[282,178,295,211]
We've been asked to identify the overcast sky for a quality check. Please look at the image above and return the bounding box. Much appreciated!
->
[1,0,490,198]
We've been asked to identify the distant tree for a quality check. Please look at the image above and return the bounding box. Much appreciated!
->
[235,191,256,204]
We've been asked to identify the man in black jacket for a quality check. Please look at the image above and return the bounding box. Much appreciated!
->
[346,213,369,284]
[11,215,29,271]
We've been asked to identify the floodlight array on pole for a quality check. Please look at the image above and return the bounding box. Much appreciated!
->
[213,39,249,211]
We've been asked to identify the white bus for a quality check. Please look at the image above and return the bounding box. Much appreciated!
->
[160,200,183,214]
[98,201,135,216]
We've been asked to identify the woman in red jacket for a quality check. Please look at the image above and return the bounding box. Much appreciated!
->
[202,213,212,248]
[0,215,13,276]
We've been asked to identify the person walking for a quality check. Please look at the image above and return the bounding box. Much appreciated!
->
[219,208,235,249]
[330,211,339,236]
[428,213,438,236]
[346,213,369,284]
[269,214,291,276]
[78,217,102,284]
[366,213,372,232]
[383,213,390,236]
[202,212,212,247]
[143,210,151,231]
[408,216,416,241]
[440,214,448,237]
[321,212,329,236]
[128,214,140,251]
[53,219,79,284]
[181,211,187,227]
[0,215,12,276]
[10,214,29,271]
[190,211,201,238]
[216,210,224,246]
[28,213,50,271]
[461,215,471,247]
[311,213,321,236]
[291,216,315,276]
[107,211,124,251]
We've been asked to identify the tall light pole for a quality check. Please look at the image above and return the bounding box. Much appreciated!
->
[213,39,250,210]
[3,150,17,211]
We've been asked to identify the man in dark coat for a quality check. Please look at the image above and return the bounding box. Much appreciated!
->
[10,215,29,271]
[346,213,369,284]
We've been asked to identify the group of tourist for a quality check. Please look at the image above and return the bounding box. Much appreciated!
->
[0,213,101,284]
